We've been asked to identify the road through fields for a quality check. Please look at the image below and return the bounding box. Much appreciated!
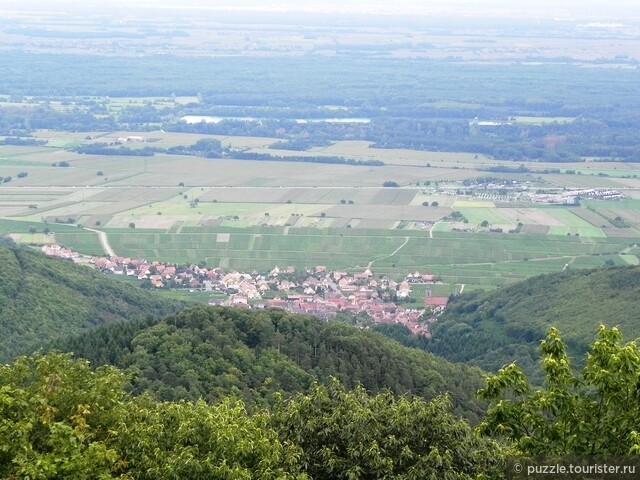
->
[84,227,115,257]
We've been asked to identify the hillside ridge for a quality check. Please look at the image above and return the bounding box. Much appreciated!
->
[425,265,640,379]
[0,243,182,362]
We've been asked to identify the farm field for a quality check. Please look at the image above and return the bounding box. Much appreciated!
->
[94,227,631,287]
[1,129,639,289]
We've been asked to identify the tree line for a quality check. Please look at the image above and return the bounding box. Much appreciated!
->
[71,138,383,166]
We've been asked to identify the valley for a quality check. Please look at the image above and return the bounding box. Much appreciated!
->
[0,1,639,477]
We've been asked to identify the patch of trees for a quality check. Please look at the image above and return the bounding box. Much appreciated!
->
[230,151,383,166]
[273,379,504,479]
[269,138,332,151]
[0,352,504,479]
[0,235,16,247]
[479,326,640,456]
[53,217,76,224]
[0,106,116,133]
[482,164,530,173]
[382,180,399,187]
[70,136,381,168]
[166,137,223,156]
[56,305,488,419]
[2,324,639,478]
[72,143,160,156]
[447,211,468,222]
[0,136,47,146]
[0,244,183,362]
[117,104,166,124]
[372,323,430,350]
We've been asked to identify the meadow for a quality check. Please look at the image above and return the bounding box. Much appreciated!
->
[1,129,638,289]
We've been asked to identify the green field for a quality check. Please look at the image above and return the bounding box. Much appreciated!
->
[53,231,105,255]
[0,218,104,253]
[86,226,630,287]
[456,208,511,225]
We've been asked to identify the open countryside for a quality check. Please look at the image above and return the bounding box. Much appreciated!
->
[2,2,640,477]
[1,129,638,290]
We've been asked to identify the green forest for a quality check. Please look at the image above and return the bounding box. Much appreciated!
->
[55,305,488,420]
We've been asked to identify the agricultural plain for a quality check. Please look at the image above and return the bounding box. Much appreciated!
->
[2,128,639,290]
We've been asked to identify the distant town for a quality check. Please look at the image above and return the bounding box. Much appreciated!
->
[42,244,450,337]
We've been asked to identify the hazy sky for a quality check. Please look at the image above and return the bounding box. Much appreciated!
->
[4,0,640,21]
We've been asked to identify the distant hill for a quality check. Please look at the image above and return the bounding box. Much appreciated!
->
[425,266,640,381]
[58,305,488,421]
[0,244,183,362]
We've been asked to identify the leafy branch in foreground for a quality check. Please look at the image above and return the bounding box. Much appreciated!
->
[0,352,302,480]
[477,326,640,456]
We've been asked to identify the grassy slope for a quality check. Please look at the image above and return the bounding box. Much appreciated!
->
[426,266,640,380]
[0,243,183,362]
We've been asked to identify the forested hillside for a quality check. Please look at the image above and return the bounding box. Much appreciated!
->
[0,352,505,479]
[0,244,182,361]
[426,266,640,380]
[58,305,488,420]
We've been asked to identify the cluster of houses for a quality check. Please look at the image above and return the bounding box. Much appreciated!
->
[531,188,624,204]
[115,135,146,143]
[41,244,79,259]
[41,244,451,337]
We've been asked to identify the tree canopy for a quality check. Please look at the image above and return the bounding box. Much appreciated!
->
[58,305,487,420]
[478,326,640,456]
[272,379,503,479]
[0,244,182,362]
[0,352,503,479]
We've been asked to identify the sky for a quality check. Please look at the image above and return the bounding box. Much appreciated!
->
[3,0,640,21]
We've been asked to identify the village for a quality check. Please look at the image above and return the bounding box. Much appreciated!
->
[42,244,451,337]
